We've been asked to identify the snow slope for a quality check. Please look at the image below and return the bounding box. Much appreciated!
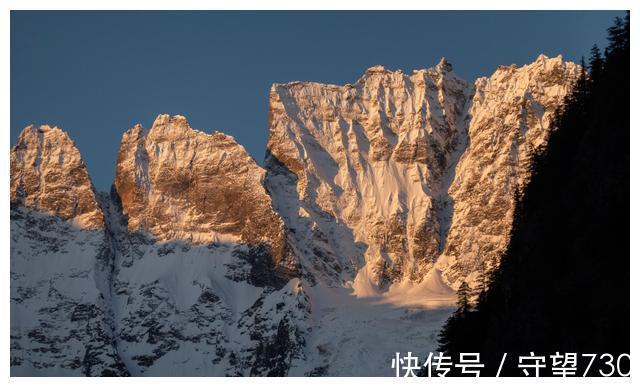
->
[10,207,127,376]
[289,285,454,376]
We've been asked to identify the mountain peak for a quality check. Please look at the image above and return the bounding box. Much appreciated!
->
[436,57,453,72]
[32,124,57,133]
[266,55,471,286]
[114,114,295,269]
[526,54,571,71]
[534,53,566,63]
[536,53,550,61]
[365,64,387,73]
[10,124,104,229]
[152,113,189,129]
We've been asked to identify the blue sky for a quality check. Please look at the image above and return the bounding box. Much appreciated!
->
[11,11,625,191]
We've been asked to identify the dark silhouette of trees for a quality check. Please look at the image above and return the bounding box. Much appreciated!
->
[436,13,630,376]
[456,281,471,313]
[589,45,604,83]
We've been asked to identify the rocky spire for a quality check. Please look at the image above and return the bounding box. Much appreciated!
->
[436,57,453,72]
[114,114,294,270]
[10,125,104,229]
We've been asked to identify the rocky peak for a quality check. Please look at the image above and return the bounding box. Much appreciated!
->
[365,64,387,73]
[114,114,294,269]
[436,57,453,72]
[266,55,579,291]
[266,60,471,287]
[436,54,580,286]
[10,124,104,229]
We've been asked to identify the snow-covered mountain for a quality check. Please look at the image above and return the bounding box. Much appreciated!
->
[108,115,308,375]
[10,126,126,375]
[10,55,578,376]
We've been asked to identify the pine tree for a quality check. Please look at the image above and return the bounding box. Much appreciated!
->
[606,16,627,55]
[456,280,471,314]
[472,262,488,305]
[576,56,589,101]
[588,45,603,83]
[623,12,630,51]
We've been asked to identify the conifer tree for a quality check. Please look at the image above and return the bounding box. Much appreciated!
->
[472,262,488,304]
[456,280,471,314]
[589,45,603,83]
[606,16,627,55]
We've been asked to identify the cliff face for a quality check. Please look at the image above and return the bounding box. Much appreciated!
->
[438,55,580,285]
[265,55,579,291]
[10,125,104,229]
[265,58,470,289]
[114,114,295,271]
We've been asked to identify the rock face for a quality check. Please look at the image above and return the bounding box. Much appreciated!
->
[266,59,470,289]
[437,55,580,285]
[114,114,295,271]
[10,125,104,229]
[265,54,579,291]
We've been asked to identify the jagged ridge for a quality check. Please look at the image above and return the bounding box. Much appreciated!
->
[265,54,579,293]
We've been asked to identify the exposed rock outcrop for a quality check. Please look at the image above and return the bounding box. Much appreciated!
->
[438,55,580,285]
[114,114,295,271]
[10,125,104,229]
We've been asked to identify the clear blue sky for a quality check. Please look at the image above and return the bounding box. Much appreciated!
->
[11,11,625,191]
